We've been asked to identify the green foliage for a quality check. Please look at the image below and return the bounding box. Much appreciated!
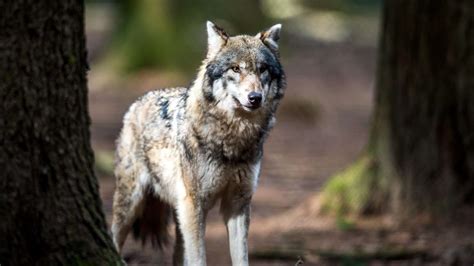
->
[103,0,269,74]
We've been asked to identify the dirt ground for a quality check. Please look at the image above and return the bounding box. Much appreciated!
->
[88,33,473,265]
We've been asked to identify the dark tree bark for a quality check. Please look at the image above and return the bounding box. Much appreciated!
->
[322,0,474,218]
[372,0,474,215]
[0,1,122,265]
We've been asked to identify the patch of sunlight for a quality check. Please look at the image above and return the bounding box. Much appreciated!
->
[292,11,350,43]
[261,0,305,19]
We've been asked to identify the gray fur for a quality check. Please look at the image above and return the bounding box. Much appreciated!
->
[111,21,286,266]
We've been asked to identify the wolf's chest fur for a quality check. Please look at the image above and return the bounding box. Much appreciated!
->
[185,108,268,164]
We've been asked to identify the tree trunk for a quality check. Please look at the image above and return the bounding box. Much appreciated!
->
[373,0,474,215]
[0,1,122,265]
[322,0,474,217]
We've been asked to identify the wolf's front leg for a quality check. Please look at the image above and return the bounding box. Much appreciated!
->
[176,196,207,266]
[222,191,252,266]
[227,205,251,266]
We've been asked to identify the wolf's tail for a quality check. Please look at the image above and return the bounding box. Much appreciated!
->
[132,190,172,249]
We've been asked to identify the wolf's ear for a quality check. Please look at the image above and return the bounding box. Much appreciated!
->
[256,24,282,52]
[206,21,228,58]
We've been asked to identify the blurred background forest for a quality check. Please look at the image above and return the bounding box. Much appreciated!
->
[83,0,473,265]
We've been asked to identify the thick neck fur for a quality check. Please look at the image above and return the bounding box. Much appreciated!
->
[184,63,272,164]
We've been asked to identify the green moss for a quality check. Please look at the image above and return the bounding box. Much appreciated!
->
[321,154,379,215]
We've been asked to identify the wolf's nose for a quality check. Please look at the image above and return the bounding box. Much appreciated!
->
[248,92,262,106]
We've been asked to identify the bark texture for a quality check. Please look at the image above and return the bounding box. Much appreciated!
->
[0,1,122,265]
[372,0,474,215]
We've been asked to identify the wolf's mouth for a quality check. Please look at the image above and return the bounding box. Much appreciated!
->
[232,96,259,111]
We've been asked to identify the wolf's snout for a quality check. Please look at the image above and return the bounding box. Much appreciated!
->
[248,92,262,107]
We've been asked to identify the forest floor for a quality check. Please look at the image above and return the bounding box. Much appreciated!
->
[88,33,474,265]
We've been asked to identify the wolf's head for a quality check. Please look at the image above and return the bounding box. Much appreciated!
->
[200,21,285,116]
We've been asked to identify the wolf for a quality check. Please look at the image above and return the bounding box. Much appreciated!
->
[111,21,286,266]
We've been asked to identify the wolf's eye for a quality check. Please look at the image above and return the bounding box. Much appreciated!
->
[231,66,241,73]
[259,65,267,74]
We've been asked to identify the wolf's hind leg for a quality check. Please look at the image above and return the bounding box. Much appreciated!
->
[175,198,207,266]
[173,211,184,266]
[111,176,146,253]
